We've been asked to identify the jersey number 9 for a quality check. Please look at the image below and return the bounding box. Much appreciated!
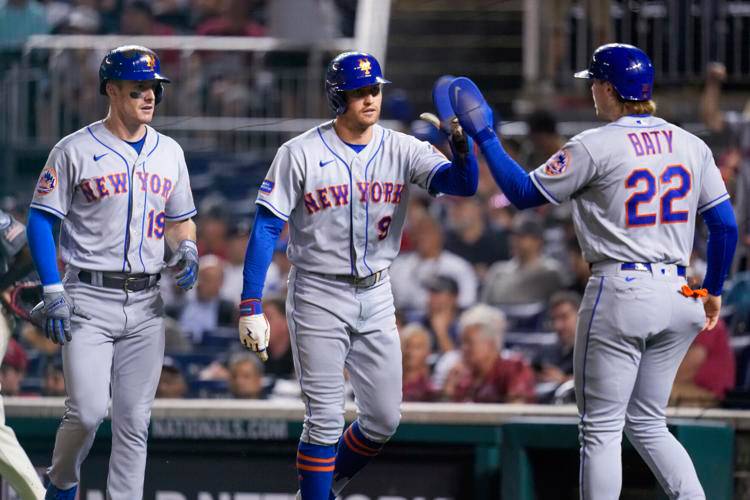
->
[625,164,691,227]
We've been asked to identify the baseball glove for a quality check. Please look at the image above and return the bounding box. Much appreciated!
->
[2,281,43,323]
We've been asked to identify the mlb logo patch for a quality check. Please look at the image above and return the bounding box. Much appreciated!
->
[36,166,57,195]
[259,179,275,194]
[544,149,571,176]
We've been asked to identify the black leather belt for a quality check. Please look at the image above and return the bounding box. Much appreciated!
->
[78,270,161,292]
[312,270,385,288]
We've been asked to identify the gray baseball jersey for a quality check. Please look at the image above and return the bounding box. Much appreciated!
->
[31,120,196,273]
[32,120,195,500]
[256,121,449,276]
[530,115,728,266]
[530,115,727,500]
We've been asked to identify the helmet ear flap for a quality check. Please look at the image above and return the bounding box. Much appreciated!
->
[155,82,164,105]
[327,87,346,115]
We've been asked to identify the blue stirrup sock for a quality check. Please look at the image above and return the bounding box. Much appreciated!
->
[297,441,336,500]
[330,420,385,498]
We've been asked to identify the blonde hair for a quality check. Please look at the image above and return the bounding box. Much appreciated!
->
[620,99,657,116]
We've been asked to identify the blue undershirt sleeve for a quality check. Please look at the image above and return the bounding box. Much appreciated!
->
[241,205,286,300]
[479,135,548,209]
[26,207,62,286]
[701,199,738,296]
[428,139,479,196]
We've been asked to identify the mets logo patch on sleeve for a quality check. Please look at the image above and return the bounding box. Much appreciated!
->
[544,149,571,176]
[259,179,275,195]
[36,166,58,195]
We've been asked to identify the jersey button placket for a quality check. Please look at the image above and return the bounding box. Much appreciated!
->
[351,157,367,276]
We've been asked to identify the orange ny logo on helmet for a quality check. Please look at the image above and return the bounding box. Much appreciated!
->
[144,54,156,70]
[357,59,372,76]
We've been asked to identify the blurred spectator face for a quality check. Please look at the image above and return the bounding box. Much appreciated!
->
[229,359,263,399]
[414,217,444,258]
[510,233,542,260]
[402,327,431,372]
[157,367,188,398]
[43,365,66,396]
[460,325,498,373]
[0,366,22,396]
[120,3,153,35]
[227,232,249,265]
[426,276,459,314]
[264,300,287,336]
[199,216,228,252]
[196,255,224,301]
[342,83,383,131]
[448,197,483,232]
[550,301,578,348]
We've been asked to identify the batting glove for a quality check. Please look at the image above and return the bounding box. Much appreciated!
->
[167,240,199,291]
[238,299,269,362]
[30,285,91,345]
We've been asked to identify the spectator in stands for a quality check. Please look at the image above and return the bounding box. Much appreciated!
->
[0,0,50,49]
[444,196,509,279]
[262,296,295,380]
[390,215,478,317]
[228,352,265,399]
[265,236,291,297]
[482,216,566,308]
[670,318,735,408]
[120,1,176,36]
[420,275,461,353]
[177,255,236,344]
[443,305,535,403]
[220,223,250,305]
[401,324,437,402]
[196,0,265,36]
[197,212,229,259]
[42,358,66,396]
[0,338,27,396]
[566,238,591,296]
[521,110,565,170]
[156,357,189,399]
[534,291,579,385]
[189,0,223,29]
[701,61,750,272]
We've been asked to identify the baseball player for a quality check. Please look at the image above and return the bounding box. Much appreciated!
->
[0,210,47,499]
[26,46,198,500]
[238,51,479,500]
[448,44,738,499]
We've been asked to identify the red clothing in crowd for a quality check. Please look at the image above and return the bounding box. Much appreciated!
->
[693,319,735,398]
[403,372,437,402]
[452,356,536,403]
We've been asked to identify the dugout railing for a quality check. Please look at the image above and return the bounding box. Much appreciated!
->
[3,398,739,500]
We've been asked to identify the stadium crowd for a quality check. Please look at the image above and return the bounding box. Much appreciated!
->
[0,0,747,411]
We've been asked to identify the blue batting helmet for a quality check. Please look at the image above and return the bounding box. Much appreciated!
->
[99,45,170,104]
[574,43,654,101]
[325,51,390,115]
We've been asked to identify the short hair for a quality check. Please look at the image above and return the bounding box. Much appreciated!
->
[549,290,582,311]
[400,322,433,351]
[228,352,264,376]
[620,99,657,115]
[458,304,507,349]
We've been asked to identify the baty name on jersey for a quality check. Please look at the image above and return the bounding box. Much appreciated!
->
[627,130,673,156]
[78,170,174,202]
[303,180,406,214]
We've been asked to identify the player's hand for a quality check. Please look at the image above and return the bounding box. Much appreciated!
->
[448,77,496,145]
[167,240,199,291]
[238,314,270,362]
[31,288,91,345]
[701,294,721,331]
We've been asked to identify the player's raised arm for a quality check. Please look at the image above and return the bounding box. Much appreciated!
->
[419,75,478,197]
[447,77,548,209]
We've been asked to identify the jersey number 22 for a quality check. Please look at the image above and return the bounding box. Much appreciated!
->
[625,164,691,227]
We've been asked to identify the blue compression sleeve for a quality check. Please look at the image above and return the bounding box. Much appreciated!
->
[26,208,62,286]
[479,135,547,209]
[701,199,738,296]
[241,205,286,300]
